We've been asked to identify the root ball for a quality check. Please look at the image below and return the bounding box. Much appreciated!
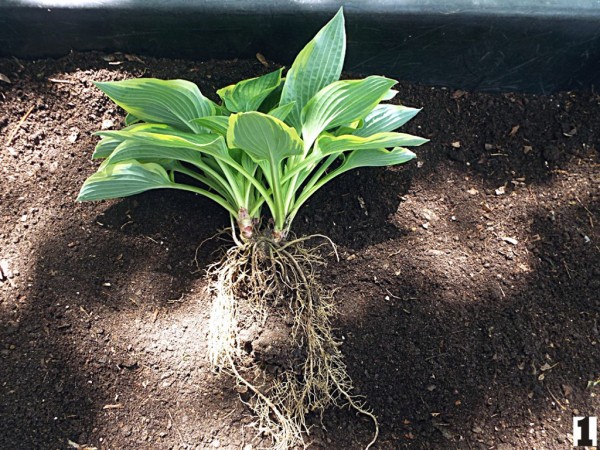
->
[206,235,378,449]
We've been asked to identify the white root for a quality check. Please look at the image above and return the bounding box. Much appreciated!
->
[205,236,378,449]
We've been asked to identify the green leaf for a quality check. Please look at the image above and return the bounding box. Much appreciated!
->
[106,131,244,203]
[227,112,303,163]
[382,89,398,101]
[94,123,185,146]
[77,160,173,201]
[217,68,283,113]
[124,113,141,126]
[281,131,426,183]
[94,79,216,133]
[280,7,346,130]
[189,116,230,136]
[93,124,182,159]
[106,138,207,167]
[354,104,421,137]
[301,76,397,148]
[258,82,284,113]
[318,131,428,154]
[339,147,416,173]
[98,128,229,159]
[93,137,121,159]
[268,102,295,122]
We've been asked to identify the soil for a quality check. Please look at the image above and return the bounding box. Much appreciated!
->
[0,51,598,450]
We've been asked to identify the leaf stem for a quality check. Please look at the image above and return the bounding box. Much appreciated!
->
[174,163,237,206]
[269,154,286,231]
[285,153,340,229]
[170,183,238,216]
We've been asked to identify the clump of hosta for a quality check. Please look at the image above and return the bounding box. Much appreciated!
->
[79,8,427,449]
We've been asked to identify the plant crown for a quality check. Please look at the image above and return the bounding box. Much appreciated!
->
[78,8,428,241]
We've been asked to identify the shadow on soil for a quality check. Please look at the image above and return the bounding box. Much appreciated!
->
[313,198,599,448]
[1,52,598,447]
[4,169,595,449]
[2,162,597,448]
[295,166,413,250]
[0,190,226,448]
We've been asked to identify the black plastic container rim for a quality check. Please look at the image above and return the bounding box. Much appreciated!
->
[1,0,599,93]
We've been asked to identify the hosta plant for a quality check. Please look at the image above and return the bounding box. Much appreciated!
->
[78,8,427,450]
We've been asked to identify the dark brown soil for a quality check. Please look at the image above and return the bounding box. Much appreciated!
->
[0,52,598,450]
